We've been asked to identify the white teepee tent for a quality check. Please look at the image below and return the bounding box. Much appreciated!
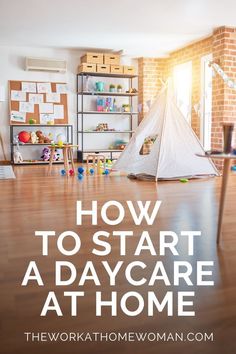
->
[113,81,219,180]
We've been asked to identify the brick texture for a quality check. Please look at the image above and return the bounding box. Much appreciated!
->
[138,26,236,171]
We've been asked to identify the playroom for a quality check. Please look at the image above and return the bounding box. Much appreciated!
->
[0,1,236,354]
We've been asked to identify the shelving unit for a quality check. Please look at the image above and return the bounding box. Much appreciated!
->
[77,72,138,162]
[10,124,73,165]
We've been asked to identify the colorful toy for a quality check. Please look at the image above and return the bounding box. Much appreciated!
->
[41,147,60,161]
[179,178,189,183]
[78,173,83,180]
[69,169,75,176]
[18,131,31,143]
[36,130,51,144]
[89,168,94,175]
[103,169,109,175]
[30,131,38,144]
[78,166,84,174]
[29,118,36,125]
[61,169,66,176]
[231,165,236,171]
[13,151,23,163]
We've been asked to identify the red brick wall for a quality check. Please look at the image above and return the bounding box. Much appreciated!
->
[138,27,236,171]
[138,58,166,122]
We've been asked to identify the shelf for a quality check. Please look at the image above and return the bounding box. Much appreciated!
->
[78,131,133,134]
[78,91,138,97]
[10,124,72,127]
[13,160,65,165]
[12,143,73,146]
[78,111,138,115]
[80,149,124,153]
[78,72,138,79]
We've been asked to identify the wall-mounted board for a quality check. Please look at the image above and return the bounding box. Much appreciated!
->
[9,80,68,125]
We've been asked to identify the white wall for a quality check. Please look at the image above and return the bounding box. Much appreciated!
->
[0,45,137,161]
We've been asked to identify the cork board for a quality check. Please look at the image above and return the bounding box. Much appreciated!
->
[9,80,68,125]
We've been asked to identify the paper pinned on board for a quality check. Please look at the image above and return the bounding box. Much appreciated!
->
[19,101,34,113]
[39,103,54,114]
[53,104,64,119]
[11,90,26,101]
[37,82,52,94]
[29,94,44,104]
[56,84,68,94]
[46,93,61,103]
[22,82,37,93]
[10,111,26,123]
[40,113,54,125]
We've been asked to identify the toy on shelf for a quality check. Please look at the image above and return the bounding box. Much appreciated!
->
[18,131,31,143]
[29,118,37,125]
[13,151,23,163]
[110,139,127,150]
[30,132,38,144]
[97,97,105,111]
[126,88,138,94]
[57,133,67,147]
[122,104,131,112]
[94,123,115,132]
[95,82,105,92]
[36,131,51,144]
[41,147,60,161]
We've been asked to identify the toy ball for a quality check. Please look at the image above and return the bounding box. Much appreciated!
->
[56,133,66,144]
[231,165,236,171]
[69,169,74,176]
[78,173,83,180]
[18,131,31,143]
[78,166,84,174]
[61,169,66,176]
[179,178,189,183]
[89,168,94,175]
[104,169,109,175]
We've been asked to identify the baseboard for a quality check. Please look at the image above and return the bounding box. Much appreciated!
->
[0,160,11,165]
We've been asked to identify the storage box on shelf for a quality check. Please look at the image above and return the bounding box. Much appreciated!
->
[81,52,103,64]
[76,71,138,162]
[110,65,123,74]
[104,54,120,65]
[123,65,136,75]
[78,63,97,73]
[97,64,110,74]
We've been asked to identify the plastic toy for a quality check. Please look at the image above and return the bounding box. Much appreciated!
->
[18,131,31,143]
[29,118,36,125]
[13,151,23,163]
[179,178,189,183]
[231,165,236,171]
[89,168,94,175]
[78,166,84,174]
[69,169,74,176]
[78,173,83,180]
[30,131,38,144]
[61,169,66,176]
[103,169,109,175]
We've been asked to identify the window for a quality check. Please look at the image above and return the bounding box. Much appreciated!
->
[173,61,192,123]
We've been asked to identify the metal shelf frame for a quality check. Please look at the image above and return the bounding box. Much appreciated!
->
[77,72,138,162]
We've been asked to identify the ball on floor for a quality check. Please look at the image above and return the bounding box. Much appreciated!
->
[78,166,84,174]
[61,169,66,176]
[78,173,83,180]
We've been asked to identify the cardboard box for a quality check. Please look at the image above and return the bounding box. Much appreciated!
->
[110,65,123,74]
[97,64,110,74]
[78,63,96,73]
[81,53,103,64]
[104,54,120,65]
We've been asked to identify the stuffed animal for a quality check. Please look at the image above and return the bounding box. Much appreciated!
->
[30,131,38,144]
[13,151,23,163]
[36,130,52,144]
[41,147,60,161]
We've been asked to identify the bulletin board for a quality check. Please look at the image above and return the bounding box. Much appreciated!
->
[9,80,68,125]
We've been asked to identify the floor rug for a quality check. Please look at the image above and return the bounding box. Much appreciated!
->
[0,166,16,179]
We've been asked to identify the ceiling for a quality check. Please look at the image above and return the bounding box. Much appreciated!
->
[0,0,236,57]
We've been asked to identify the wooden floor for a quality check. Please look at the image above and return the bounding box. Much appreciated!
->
[0,165,236,354]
